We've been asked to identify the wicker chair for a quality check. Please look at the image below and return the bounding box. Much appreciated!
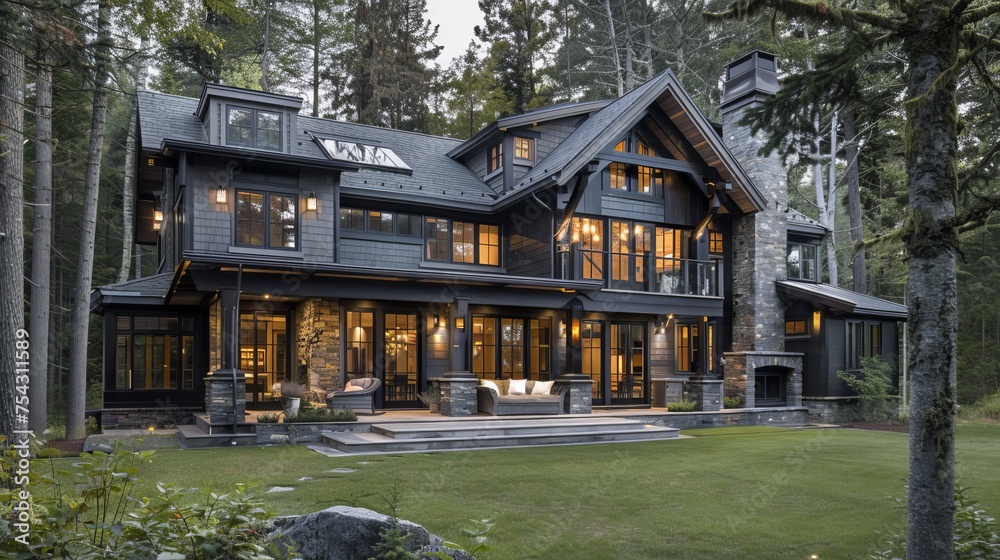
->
[326,377,381,415]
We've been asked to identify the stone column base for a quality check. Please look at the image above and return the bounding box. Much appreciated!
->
[684,377,724,412]
[436,372,479,416]
[555,374,594,414]
[205,369,247,425]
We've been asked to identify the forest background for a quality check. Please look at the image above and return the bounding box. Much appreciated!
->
[0,0,997,437]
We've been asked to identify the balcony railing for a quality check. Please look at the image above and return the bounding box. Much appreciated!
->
[562,247,721,297]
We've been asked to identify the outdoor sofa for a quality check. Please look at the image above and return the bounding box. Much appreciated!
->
[476,378,566,415]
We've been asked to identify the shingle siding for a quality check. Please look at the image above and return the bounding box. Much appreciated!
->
[339,238,422,268]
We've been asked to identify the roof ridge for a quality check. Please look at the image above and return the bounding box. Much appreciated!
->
[298,114,464,144]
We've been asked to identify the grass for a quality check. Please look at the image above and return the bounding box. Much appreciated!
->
[49,423,1000,560]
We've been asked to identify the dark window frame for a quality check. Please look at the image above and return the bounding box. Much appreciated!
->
[235,189,299,250]
[787,242,819,281]
[846,319,882,369]
[470,314,552,380]
[487,142,503,173]
[340,207,421,237]
[423,217,503,266]
[226,105,283,151]
[111,315,197,391]
[513,137,535,163]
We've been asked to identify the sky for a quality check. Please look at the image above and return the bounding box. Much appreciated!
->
[424,0,485,66]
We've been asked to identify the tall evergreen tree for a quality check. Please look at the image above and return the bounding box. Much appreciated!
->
[475,0,555,114]
[710,1,1000,558]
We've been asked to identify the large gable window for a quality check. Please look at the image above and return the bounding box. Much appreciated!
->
[424,218,502,266]
[236,190,297,249]
[606,163,664,196]
[227,107,282,151]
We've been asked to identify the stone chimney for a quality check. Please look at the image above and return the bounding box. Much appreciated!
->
[720,51,787,354]
[720,52,803,408]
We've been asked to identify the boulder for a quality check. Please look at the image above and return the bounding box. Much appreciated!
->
[269,505,443,560]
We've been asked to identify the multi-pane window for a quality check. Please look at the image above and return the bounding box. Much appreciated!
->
[569,217,604,279]
[487,142,502,173]
[582,321,603,399]
[345,311,374,377]
[636,166,663,194]
[676,324,699,373]
[787,243,819,281]
[472,315,549,380]
[236,191,296,249]
[340,208,420,237]
[609,163,627,190]
[424,218,502,266]
[785,320,808,335]
[514,137,534,161]
[611,221,651,287]
[113,316,195,391]
[637,139,657,157]
[607,163,663,195]
[709,230,724,255]
[227,107,281,151]
[846,320,882,369]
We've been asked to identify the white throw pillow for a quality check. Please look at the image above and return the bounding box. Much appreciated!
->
[343,384,364,392]
[532,380,555,395]
[481,380,499,393]
[508,378,527,395]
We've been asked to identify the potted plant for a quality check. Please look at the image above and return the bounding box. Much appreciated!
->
[279,381,307,418]
[417,381,442,413]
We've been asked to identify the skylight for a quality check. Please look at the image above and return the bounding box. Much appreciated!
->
[315,137,411,171]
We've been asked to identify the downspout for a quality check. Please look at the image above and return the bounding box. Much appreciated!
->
[531,191,555,278]
[232,264,243,434]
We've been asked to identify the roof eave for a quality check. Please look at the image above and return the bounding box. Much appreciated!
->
[159,139,361,173]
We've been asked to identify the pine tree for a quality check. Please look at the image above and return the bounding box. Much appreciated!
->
[475,0,555,114]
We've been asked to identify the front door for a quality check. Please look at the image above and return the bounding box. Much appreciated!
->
[610,323,646,404]
[239,311,290,409]
[383,312,419,407]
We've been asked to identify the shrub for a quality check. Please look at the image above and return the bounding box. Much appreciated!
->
[668,400,698,412]
[870,486,1000,559]
[724,396,744,409]
[970,392,1000,422]
[284,408,357,423]
[0,442,293,559]
[837,356,897,423]
[257,412,282,424]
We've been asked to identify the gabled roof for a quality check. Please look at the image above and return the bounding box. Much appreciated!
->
[777,280,908,319]
[90,273,175,312]
[447,100,610,160]
[787,208,828,237]
[494,69,768,214]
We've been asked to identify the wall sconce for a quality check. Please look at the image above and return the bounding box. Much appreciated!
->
[812,310,822,334]
[654,316,664,334]
[153,209,163,223]
[433,313,441,327]
[455,316,465,330]
[306,192,318,211]
[216,186,228,204]
[570,318,580,346]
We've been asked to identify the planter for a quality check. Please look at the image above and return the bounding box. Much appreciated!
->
[282,397,301,418]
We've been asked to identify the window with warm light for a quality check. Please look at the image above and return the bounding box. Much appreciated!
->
[709,230,724,255]
[424,218,502,266]
[487,142,502,173]
[112,315,196,391]
[235,190,297,249]
[785,320,808,335]
[514,137,534,162]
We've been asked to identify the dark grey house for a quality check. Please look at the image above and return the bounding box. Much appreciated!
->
[91,51,905,427]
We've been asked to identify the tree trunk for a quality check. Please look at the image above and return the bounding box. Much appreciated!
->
[843,109,866,293]
[603,0,623,97]
[825,107,839,286]
[261,0,271,91]
[0,3,26,440]
[118,36,150,284]
[904,4,960,558]
[28,45,53,435]
[66,0,111,440]
[312,0,320,117]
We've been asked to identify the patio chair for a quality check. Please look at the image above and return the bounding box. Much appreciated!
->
[326,377,382,415]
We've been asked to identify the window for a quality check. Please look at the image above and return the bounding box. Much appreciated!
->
[424,218,502,266]
[487,142,502,173]
[345,311,374,378]
[340,208,421,236]
[227,107,282,151]
[610,221,651,288]
[637,139,657,157]
[636,166,663,194]
[472,315,549,380]
[609,163,627,190]
[569,217,604,279]
[709,230,723,255]
[607,163,663,195]
[846,320,882,369]
[785,320,808,335]
[788,243,819,281]
[340,208,365,231]
[614,138,629,152]
[582,321,603,399]
[514,137,534,161]
[236,190,296,249]
[113,316,195,391]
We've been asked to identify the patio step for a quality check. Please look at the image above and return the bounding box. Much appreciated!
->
[320,418,678,455]
[176,424,258,448]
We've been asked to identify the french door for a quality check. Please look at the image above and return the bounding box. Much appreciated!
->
[345,310,421,408]
[610,323,646,404]
[239,311,290,409]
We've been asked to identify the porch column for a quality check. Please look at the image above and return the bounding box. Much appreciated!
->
[206,287,246,427]
[219,288,239,370]
[450,298,469,372]
[565,298,584,374]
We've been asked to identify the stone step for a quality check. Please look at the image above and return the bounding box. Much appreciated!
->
[371,417,650,440]
[177,424,258,449]
[321,422,678,455]
[194,414,256,435]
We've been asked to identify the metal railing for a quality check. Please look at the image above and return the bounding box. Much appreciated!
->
[563,247,721,297]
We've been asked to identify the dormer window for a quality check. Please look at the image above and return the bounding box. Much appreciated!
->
[487,142,502,173]
[514,137,534,162]
[227,107,282,151]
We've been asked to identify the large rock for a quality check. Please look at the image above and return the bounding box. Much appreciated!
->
[269,505,443,560]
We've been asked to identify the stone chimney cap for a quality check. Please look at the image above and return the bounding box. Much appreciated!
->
[720,51,779,114]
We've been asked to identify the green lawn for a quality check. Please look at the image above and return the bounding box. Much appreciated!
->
[87,423,1000,559]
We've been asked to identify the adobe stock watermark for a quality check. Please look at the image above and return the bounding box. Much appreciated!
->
[10,328,33,545]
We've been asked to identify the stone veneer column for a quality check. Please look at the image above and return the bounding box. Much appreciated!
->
[436,372,479,416]
[684,377,724,412]
[296,299,341,392]
[555,374,593,414]
[204,370,246,425]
